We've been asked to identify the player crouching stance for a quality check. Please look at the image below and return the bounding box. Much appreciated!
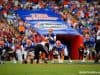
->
[52,40,64,64]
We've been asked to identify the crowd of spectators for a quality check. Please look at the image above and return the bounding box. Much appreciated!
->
[0,0,100,63]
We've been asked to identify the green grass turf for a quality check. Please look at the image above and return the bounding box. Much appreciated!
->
[0,62,100,75]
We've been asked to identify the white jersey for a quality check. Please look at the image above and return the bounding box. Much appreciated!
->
[97,30,100,40]
[64,46,68,56]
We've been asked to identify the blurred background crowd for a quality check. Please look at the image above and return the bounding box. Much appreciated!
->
[0,0,100,64]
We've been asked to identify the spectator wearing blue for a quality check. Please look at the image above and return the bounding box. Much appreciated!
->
[87,0,92,3]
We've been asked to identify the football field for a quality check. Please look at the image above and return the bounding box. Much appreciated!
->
[0,61,100,75]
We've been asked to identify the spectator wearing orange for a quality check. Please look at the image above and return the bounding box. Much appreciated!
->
[18,21,25,35]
